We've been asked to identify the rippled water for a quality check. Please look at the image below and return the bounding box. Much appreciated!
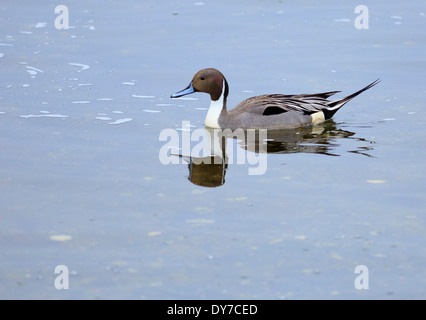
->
[0,1,425,299]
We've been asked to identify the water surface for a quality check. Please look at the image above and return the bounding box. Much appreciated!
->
[0,0,425,299]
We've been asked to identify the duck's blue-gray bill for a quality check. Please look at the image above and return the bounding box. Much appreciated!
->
[170,82,195,98]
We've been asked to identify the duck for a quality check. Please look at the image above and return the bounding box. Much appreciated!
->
[170,68,379,130]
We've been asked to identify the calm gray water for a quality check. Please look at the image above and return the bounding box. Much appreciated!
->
[1,0,425,299]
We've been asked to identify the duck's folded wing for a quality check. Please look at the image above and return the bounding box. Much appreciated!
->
[234,93,339,116]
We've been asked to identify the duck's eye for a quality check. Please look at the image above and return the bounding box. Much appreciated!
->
[200,76,205,80]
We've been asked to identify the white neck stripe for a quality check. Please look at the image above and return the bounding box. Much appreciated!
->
[204,80,225,128]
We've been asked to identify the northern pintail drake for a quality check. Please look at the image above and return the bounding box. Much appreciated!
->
[170,68,379,130]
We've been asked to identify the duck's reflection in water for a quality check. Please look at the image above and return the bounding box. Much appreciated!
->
[176,120,374,187]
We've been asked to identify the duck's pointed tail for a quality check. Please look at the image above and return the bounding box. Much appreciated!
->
[323,79,380,119]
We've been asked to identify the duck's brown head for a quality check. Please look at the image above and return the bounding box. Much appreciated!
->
[171,68,229,101]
